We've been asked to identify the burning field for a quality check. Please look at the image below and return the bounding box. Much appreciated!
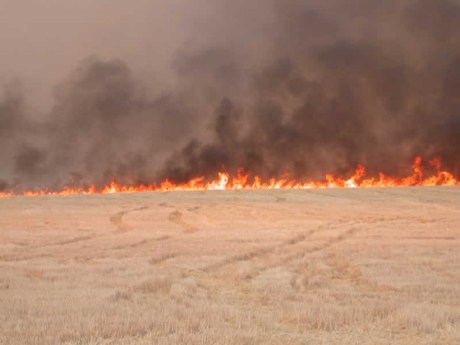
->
[0,156,458,198]
[1,187,459,344]
[2,1,460,196]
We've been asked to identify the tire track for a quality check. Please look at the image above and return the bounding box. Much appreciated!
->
[0,235,99,262]
[200,221,362,292]
[110,206,149,232]
[149,253,177,265]
[203,221,336,272]
[246,226,362,280]
[111,235,170,251]
[168,210,199,233]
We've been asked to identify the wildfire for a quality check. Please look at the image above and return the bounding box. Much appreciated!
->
[0,156,458,198]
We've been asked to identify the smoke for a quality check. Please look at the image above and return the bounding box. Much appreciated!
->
[1,0,460,190]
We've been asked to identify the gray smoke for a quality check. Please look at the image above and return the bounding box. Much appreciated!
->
[1,0,459,191]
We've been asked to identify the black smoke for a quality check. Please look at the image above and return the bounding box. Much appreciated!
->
[1,0,460,191]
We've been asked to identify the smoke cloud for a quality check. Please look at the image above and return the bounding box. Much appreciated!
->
[1,0,459,190]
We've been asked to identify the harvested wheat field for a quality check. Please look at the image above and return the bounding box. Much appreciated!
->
[0,187,459,345]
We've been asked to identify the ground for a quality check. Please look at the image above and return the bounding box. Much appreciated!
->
[0,187,459,344]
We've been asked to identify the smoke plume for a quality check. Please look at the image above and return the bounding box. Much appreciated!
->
[1,0,459,190]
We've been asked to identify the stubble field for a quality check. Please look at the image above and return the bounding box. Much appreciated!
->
[0,187,459,344]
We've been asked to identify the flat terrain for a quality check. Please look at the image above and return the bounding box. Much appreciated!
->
[0,187,459,345]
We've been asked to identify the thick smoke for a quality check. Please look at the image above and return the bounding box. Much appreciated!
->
[1,0,460,190]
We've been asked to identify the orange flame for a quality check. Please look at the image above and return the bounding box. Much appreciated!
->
[0,156,458,198]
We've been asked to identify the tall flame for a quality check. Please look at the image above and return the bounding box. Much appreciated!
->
[0,156,458,198]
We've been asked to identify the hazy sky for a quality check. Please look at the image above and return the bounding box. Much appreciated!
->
[0,1,204,109]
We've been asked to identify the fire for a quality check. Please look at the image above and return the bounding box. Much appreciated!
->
[0,156,458,198]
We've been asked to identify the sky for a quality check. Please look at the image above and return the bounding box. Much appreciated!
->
[0,1,200,110]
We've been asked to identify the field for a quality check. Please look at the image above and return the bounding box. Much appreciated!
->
[0,187,459,344]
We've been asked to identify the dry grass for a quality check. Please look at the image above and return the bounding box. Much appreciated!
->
[0,187,459,344]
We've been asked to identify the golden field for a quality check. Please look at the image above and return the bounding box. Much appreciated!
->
[0,187,459,344]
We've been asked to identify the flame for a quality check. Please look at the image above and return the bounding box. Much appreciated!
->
[0,156,458,198]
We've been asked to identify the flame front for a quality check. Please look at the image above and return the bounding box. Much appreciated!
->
[0,156,458,198]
